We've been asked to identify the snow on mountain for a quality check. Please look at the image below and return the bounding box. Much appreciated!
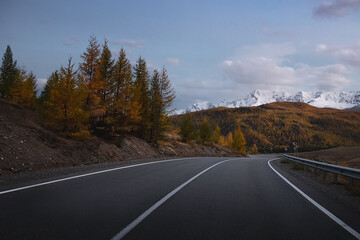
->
[174,90,360,115]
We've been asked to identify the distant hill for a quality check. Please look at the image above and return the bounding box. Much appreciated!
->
[174,90,360,114]
[347,105,360,111]
[170,102,360,153]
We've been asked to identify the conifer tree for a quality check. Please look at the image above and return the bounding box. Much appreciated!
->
[251,143,258,154]
[80,36,100,84]
[39,71,60,104]
[212,125,221,143]
[226,132,233,147]
[218,135,226,146]
[112,48,140,132]
[20,71,37,108]
[10,70,37,108]
[199,118,212,144]
[133,56,150,139]
[96,39,114,131]
[40,71,61,123]
[0,45,18,98]
[148,68,176,145]
[180,114,195,142]
[159,67,175,115]
[10,68,26,104]
[79,36,101,129]
[232,127,247,154]
[53,58,89,133]
[149,70,162,145]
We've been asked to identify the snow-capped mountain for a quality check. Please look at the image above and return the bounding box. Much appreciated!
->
[174,90,360,115]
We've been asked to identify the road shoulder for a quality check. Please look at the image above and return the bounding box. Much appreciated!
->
[270,158,360,235]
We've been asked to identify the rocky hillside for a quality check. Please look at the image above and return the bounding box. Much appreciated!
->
[0,100,236,175]
[170,102,360,153]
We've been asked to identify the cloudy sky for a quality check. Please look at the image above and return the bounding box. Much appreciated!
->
[1,0,360,109]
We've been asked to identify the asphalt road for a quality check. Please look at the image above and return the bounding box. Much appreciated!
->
[0,155,358,239]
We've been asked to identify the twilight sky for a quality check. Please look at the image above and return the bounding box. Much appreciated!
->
[1,0,360,109]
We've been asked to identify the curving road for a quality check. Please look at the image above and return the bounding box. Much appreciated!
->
[0,155,359,239]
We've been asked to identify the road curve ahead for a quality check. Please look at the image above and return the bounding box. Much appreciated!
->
[0,155,358,239]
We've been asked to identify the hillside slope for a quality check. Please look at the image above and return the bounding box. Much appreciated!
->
[170,102,360,153]
[0,100,235,175]
[299,146,360,169]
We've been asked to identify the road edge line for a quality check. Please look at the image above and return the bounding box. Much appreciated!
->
[110,158,233,240]
[268,159,360,240]
[0,157,206,195]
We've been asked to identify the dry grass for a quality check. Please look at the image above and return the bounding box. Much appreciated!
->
[299,146,360,169]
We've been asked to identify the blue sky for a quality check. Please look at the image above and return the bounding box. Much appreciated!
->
[1,0,360,109]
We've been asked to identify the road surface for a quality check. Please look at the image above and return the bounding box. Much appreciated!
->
[0,155,359,239]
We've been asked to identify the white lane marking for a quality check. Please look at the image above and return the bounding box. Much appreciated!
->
[110,159,233,240]
[268,159,360,240]
[0,157,207,195]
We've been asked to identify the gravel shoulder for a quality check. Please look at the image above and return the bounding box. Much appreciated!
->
[271,158,360,234]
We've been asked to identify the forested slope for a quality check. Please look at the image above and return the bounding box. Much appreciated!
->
[170,102,360,153]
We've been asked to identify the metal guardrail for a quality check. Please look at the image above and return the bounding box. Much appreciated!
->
[283,154,360,184]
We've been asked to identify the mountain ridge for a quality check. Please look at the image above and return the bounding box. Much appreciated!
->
[175,90,360,114]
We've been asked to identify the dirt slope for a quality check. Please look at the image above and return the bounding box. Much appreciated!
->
[0,100,236,176]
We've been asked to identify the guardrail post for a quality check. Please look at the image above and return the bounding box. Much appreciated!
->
[333,173,338,183]
[282,154,360,184]
[349,177,353,186]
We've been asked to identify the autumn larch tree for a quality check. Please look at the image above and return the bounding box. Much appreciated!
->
[96,39,114,132]
[180,114,195,143]
[159,67,175,115]
[40,71,61,125]
[46,58,89,135]
[79,35,101,130]
[212,125,221,143]
[19,71,37,108]
[149,67,176,146]
[0,45,18,98]
[199,118,212,144]
[80,35,100,85]
[232,127,247,154]
[149,70,161,145]
[225,132,233,147]
[133,56,150,140]
[10,68,26,104]
[112,48,140,133]
[251,143,258,154]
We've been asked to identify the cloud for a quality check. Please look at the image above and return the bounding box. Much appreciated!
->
[221,46,351,91]
[166,58,180,66]
[222,57,296,87]
[297,64,350,90]
[313,0,360,18]
[111,39,144,48]
[316,43,360,66]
